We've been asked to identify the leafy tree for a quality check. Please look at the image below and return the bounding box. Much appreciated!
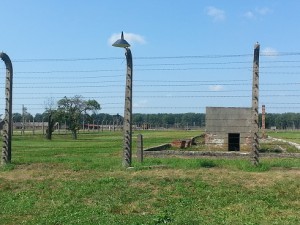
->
[24,113,33,122]
[34,113,44,122]
[46,113,55,140]
[13,113,22,122]
[162,114,175,127]
[133,113,144,127]
[56,96,100,139]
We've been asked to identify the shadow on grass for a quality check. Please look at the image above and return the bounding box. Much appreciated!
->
[137,158,275,172]
[199,160,217,168]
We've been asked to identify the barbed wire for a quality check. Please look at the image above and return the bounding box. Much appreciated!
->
[8,82,300,89]
[9,65,300,74]
[7,51,300,62]
[1,52,300,152]
[1,51,300,116]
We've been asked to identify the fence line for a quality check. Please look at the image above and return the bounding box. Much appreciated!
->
[3,51,300,158]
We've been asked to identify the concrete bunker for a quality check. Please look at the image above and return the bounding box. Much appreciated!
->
[205,107,252,151]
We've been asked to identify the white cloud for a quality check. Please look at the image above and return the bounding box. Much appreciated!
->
[261,47,279,57]
[244,7,272,19]
[108,32,146,46]
[205,6,225,22]
[209,85,224,91]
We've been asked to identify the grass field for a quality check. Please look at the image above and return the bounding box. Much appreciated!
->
[267,130,300,143]
[0,130,300,225]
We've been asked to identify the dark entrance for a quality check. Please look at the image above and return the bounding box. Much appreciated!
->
[228,133,240,151]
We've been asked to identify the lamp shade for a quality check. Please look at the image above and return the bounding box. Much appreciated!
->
[112,32,130,48]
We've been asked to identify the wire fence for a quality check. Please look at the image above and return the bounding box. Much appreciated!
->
[0,52,299,113]
[1,51,300,153]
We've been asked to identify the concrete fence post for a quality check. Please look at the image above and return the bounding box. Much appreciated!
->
[137,134,143,163]
[262,105,266,139]
[122,48,133,167]
[251,43,260,166]
[1,52,13,165]
[32,119,35,135]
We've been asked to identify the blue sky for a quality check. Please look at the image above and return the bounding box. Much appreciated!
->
[1,0,300,116]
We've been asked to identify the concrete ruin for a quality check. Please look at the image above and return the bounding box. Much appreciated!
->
[205,107,252,151]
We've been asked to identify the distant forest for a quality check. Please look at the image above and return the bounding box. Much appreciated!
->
[12,112,300,130]
[258,113,300,130]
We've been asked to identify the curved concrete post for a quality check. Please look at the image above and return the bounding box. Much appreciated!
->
[123,48,133,167]
[0,52,13,165]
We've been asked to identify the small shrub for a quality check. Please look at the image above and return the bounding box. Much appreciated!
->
[200,160,217,168]
[153,211,173,224]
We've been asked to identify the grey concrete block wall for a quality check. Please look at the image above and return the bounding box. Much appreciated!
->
[205,107,252,151]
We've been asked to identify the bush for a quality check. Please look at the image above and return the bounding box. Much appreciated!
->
[199,160,217,168]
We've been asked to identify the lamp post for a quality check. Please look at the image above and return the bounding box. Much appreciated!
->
[112,32,133,168]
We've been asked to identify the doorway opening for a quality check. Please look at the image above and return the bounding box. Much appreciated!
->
[228,133,240,151]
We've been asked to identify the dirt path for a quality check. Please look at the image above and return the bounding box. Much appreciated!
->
[268,136,300,150]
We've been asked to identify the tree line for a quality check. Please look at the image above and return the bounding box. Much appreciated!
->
[132,113,205,128]
[260,113,300,130]
[13,110,300,131]
[11,95,300,140]
[13,111,206,129]
[14,109,300,131]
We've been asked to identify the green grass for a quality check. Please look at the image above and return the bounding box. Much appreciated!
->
[267,130,300,144]
[0,130,300,224]
[263,130,300,153]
